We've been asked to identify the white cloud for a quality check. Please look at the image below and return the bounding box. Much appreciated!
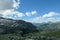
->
[0,0,20,11]
[2,10,13,16]
[29,16,42,23]
[28,12,60,23]
[0,0,13,11]
[17,12,25,17]
[25,12,31,17]
[13,0,20,9]
[0,9,13,17]
[0,0,23,18]
[0,10,25,19]
[0,0,38,19]
[0,0,37,19]
[31,11,37,15]
[43,12,59,18]
[25,11,37,17]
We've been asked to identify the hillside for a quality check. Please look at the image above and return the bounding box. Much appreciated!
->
[0,17,38,35]
[0,17,60,40]
[34,22,60,32]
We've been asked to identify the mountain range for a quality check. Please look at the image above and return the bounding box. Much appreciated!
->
[0,17,38,36]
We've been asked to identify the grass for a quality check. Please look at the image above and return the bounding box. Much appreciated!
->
[42,31,60,38]
[0,31,60,40]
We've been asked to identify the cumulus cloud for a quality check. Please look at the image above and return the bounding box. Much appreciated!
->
[31,11,37,15]
[43,12,59,18]
[25,11,37,17]
[25,12,31,17]
[28,16,42,23]
[0,0,37,19]
[0,0,13,11]
[17,12,25,17]
[13,0,20,9]
[0,9,25,19]
[0,0,20,11]
[0,0,23,18]
[29,12,60,23]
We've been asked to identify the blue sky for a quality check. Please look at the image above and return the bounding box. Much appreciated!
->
[0,0,60,23]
